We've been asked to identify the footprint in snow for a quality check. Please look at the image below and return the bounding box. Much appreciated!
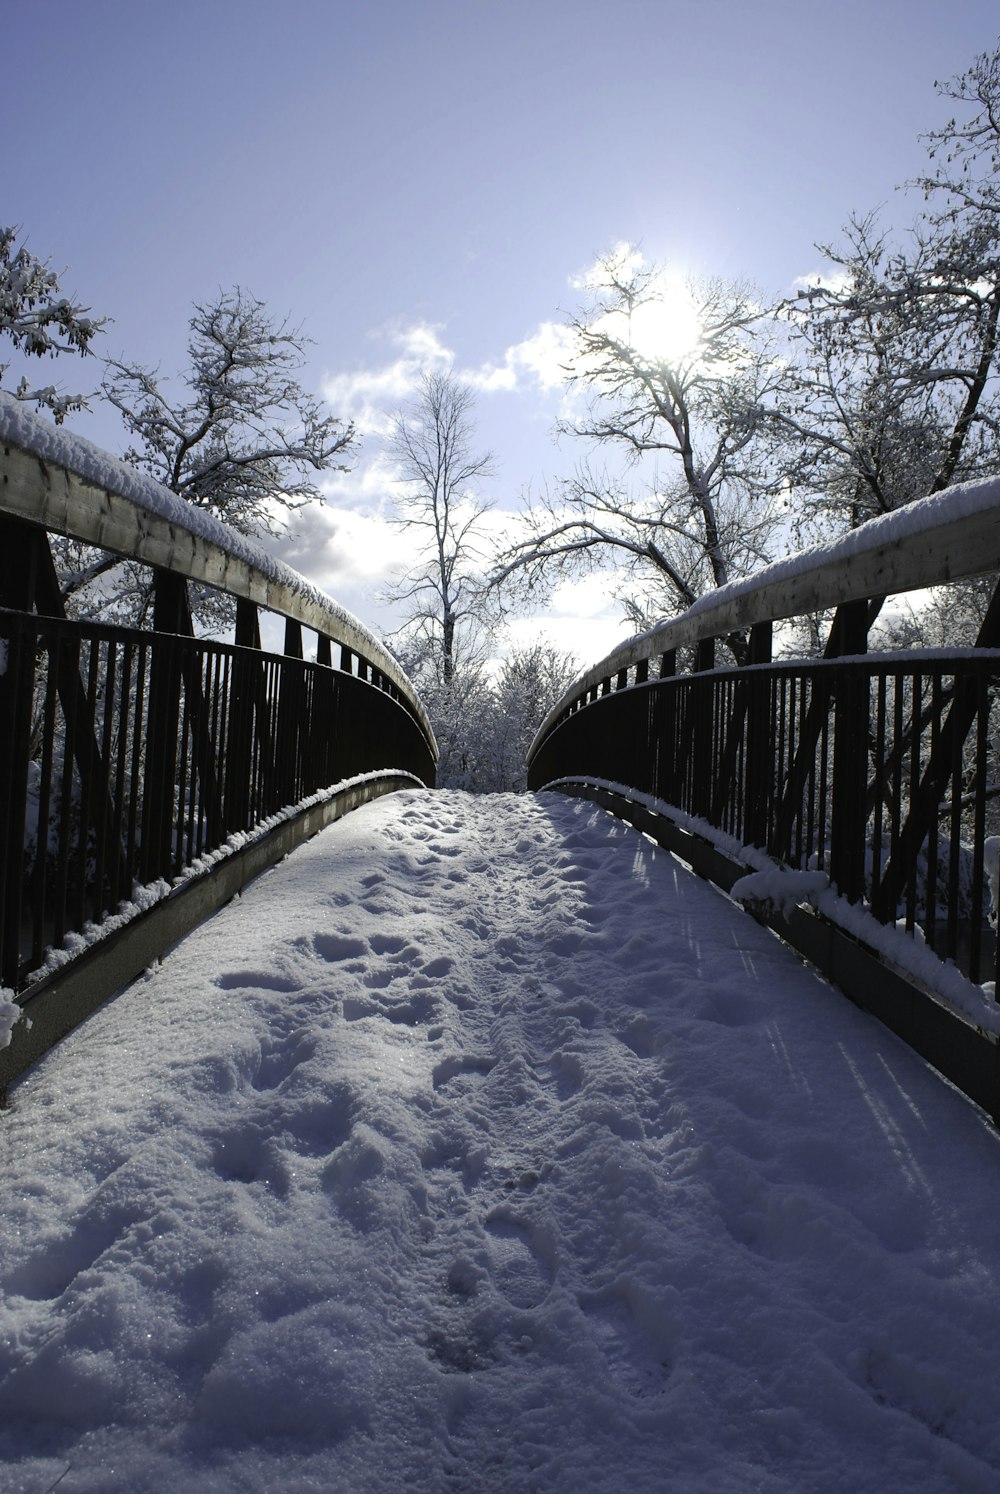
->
[581,1291,673,1398]
[369,933,410,956]
[215,969,299,993]
[363,967,397,990]
[252,1033,316,1091]
[484,1217,552,1309]
[6,1206,135,1302]
[544,1051,585,1100]
[617,1015,665,1059]
[695,986,753,1027]
[433,1054,497,1090]
[382,993,438,1027]
[312,932,368,963]
[343,996,376,1022]
[211,1128,291,1198]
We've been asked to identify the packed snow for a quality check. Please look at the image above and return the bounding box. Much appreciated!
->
[547,776,1000,1037]
[3,789,1000,1493]
[1,771,426,1006]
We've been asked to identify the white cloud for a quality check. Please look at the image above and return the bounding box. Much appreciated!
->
[318,449,404,514]
[790,267,852,296]
[462,321,575,395]
[323,314,577,444]
[503,609,626,674]
[322,321,454,434]
[271,500,412,600]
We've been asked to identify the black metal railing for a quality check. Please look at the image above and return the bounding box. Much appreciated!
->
[529,647,1000,985]
[0,610,435,991]
[528,484,1000,996]
[0,395,437,1010]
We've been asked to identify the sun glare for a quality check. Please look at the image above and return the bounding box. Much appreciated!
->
[625,273,701,363]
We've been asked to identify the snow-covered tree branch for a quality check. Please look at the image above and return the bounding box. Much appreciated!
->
[0,226,105,421]
[492,249,788,657]
[103,288,355,540]
[383,371,497,686]
[56,287,356,629]
[778,45,1000,543]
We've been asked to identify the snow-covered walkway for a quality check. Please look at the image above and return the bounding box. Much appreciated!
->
[3,789,1000,1493]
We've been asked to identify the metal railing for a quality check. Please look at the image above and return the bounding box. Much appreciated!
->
[528,480,1000,1114]
[0,394,436,1082]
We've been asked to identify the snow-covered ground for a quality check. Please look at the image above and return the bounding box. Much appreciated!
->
[3,789,1000,1493]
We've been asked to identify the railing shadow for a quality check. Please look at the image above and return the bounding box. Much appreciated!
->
[527,481,1000,1122]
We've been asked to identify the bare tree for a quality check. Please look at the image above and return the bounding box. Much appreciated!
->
[777,210,1000,541]
[492,249,788,659]
[778,44,1000,544]
[62,287,355,627]
[384,370,496,684]
[921,42,1000,221]
[0,225,105,421]
[104,288,354,538]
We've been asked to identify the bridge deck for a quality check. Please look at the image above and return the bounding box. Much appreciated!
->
[3,790,1000,1491]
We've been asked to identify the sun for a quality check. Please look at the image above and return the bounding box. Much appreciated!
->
[625,271,702,364]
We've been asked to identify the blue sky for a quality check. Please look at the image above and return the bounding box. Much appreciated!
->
[4,0,999,661]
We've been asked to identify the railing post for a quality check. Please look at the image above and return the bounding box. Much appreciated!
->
[235,599,260,650]
[685,637,716,816]
[0,514,45,610]
[141,571,190,881]
[744,622,774,847]
[695,637,715,673]
[0,615,35,988]
[0,519,42,984]
[749,622,772,665]
[829,599,870,901]
[284,619,303,659]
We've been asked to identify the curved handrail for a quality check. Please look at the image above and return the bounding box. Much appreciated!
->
[529,474,1000,763]
[0,391,437,757]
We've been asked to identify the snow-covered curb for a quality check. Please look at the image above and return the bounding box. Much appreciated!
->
[0,991,25,1051]
[16,770,425,1001]
[543,775,1000,1038]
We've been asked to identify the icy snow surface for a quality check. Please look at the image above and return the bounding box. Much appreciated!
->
[3,790,1000,1493]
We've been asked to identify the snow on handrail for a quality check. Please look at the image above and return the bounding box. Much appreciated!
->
[0,391,435,754]
[531,474,1000,758]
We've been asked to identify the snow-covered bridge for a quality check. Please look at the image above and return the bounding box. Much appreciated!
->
[4,393,1000,1487]
[7,390,1000,1123]
[3,786,1000,1492]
